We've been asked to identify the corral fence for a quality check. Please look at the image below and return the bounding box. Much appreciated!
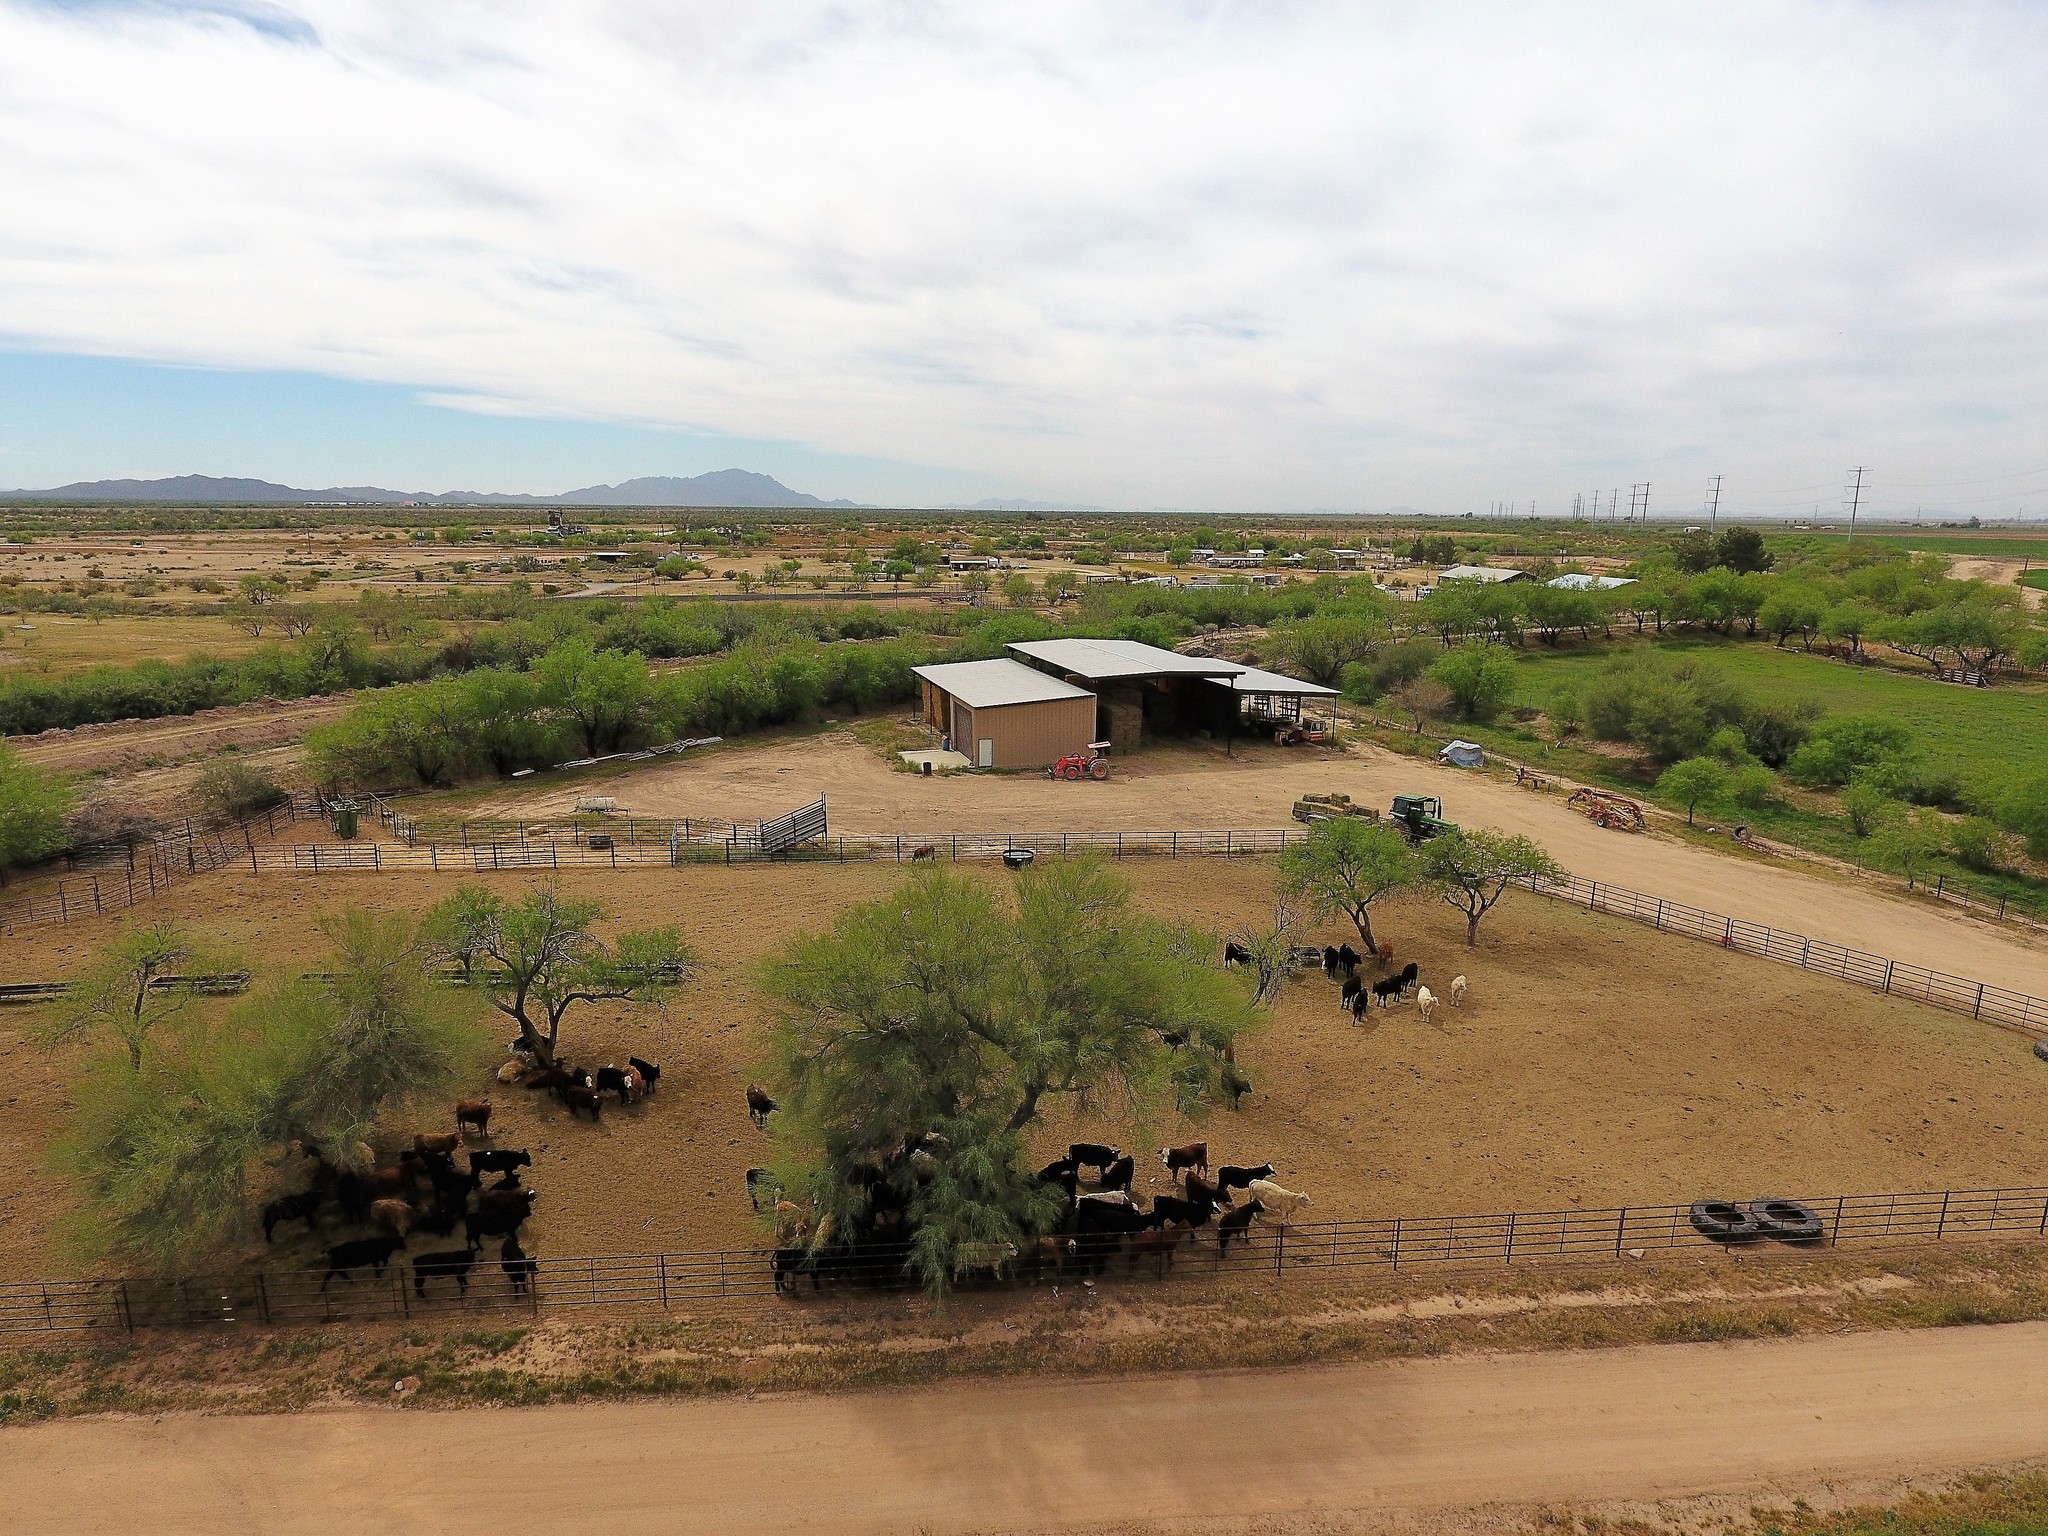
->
[4,1184,2044,1337]
[0,801,313,936]
[1525,870,2048,1038]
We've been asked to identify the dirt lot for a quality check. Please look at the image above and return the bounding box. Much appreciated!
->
[452,728,2048,996]
[3,855,2041,1279]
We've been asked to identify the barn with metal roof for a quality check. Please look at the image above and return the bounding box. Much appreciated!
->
[911,658,1098,769]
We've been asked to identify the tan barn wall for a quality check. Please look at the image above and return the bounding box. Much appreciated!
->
[952,695,1095,769]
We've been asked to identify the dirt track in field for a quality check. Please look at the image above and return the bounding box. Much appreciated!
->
[15,1320,2048,1534]
[460,729,2048,997]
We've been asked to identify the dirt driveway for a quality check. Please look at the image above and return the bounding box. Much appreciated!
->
[17,1321,2048,1534]
[465,731,2048,996]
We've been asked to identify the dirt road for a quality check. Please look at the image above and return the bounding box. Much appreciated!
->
[15,1321,2048,1534]
[471,732,2048,996]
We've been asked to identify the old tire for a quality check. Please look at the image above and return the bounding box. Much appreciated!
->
[1688,1199,1765,1243]
[1749,1198,1825,1244]
[2034,1039,2048,1064]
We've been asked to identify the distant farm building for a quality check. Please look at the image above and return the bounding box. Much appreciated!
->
[915,639,1336,766]
[1438,564,1528,584]
[1546,573,1635,591]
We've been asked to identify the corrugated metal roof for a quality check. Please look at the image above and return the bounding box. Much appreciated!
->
[1218,664,1341,697]
[913,658,1097,709]
[1546,573,1635,590]
[1007,638,1241,680]
[1439,564,1527,583]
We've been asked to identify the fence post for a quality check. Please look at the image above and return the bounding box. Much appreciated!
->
[1588,882,1597,911]
[1614,1207,1627,1258]
[1390,1217,1400,1271]
[1883,960,1895,995]
[659,1253,669,1309]
[1504,1212,1515,1264]
[1274,1224,1285,1275]
[1654,900,1663,930]
[1974,982,1986,1018]
[118,1279,133,1332]
[1834,1196,1845,1246]
[1936,1189,1951,1240]
[255,1272,271,1325]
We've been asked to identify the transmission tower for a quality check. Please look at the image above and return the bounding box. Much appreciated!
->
[1705,474,1722,534]
[1844,466,1866,543]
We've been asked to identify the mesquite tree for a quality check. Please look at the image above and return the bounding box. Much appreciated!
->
[1419,828,1564,946]
[760,859,1261,1293]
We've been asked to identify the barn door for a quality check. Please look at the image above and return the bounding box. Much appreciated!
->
[977,738,994,768]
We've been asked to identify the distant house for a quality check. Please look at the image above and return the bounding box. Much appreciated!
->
[1437,564,1527,584]
[945,554,1002,571]
[1546,573,1635,591]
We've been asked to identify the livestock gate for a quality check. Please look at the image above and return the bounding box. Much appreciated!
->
[719,796,828,860]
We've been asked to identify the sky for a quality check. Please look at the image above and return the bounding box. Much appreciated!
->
[3,1,2048,516]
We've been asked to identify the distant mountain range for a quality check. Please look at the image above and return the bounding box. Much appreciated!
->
[0,468,865,509]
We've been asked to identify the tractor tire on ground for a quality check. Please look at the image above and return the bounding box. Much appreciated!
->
[2034,1039,2048,1064]
[1060,763,1082,780]
[1748,1198,1826,1244]
[1687,1199,1765,1243]
[1088,758,1110,781]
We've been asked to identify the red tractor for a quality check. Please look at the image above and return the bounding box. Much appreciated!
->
[1049,741,1113,781]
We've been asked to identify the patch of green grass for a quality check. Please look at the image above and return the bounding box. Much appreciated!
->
[1503,636,2048,786]
[1848,530,2048,559]
[1742,1468,2048,1535]
[2020,569,2048,593]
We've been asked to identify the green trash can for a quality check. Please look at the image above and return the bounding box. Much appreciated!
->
[334,804,359,840]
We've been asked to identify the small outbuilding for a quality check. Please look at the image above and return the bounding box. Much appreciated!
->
[912,658,1096,770]
[1438,564,1528,584]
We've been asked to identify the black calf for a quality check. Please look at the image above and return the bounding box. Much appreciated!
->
[1222,941,1251,968]
[1216,1162,1276,1192]
[469,1149,532,1177]
[412,1247,478,1299]
[261,1189,322,1243]
[502,1236,538,1296]
[1100,1154,1135,1192]
[1067,1143,1120,1174]
[320,1234,405,1289]
[628,1056,662,1092]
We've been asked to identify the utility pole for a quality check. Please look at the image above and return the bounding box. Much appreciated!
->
[1705,474,1722,535]
[1844,466,1866,543]
[1608,488,1619,523]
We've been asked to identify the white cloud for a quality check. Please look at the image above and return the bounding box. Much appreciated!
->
[3,1,2047,510]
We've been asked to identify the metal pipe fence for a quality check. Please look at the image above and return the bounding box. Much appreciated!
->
[1524,871,2048,1038]
[4,1184,2044,1337]
[0,801,311,936]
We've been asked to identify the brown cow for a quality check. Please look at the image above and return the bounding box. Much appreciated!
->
[1157,1140,1208,1178]
[415,1131,461,1157]
[369,1198,416,1236]
[1185,1168,1231,1208]
[1127,1221,1190,1276]
[564,1085,603,1122]
[910,844,937,862]
[455,1099,492,1136]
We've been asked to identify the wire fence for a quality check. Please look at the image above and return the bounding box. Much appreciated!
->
[4,1184,2043,1336]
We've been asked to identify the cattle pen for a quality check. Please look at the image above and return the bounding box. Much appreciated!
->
[5,1183,2047,1337]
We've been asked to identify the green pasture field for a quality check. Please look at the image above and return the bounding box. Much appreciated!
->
[1502,637,2048,784]
[2020,568,2048,592]
[1841,530,2048,559]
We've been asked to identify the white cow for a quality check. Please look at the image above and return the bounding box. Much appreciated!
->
[1415,985,1437,1024]
[1247,1179,1312,1226]
[1449,974,1469,1008]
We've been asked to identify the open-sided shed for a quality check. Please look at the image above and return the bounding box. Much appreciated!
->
[1006,638,1241,753]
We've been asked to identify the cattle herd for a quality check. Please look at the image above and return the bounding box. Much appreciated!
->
[764,1137,1313,1295]
[253,1052,663,1305]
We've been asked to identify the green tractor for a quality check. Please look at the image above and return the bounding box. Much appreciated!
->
[1388,793,1456,842]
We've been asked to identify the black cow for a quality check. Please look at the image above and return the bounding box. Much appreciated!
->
[628,1056,662,1092]
[1069,1197,1146,1275]
[1036,1157,1079,1198]
[1339,975,1364,1012]
[417,1193,466,1238]
[1216,1162,1276,1193]
[1371,975,1404,1008]
[464,1206,530,1249]
[595,1065,634,1102]
[746,1085,778,1128]
[502,1236,538,1296]
[1222,941,1251,968]
[412,1246,479,1299]
[564,1084,604,1121]
[469,1149,532,1177]
[1146,1193,1216,1230]
[1337,943,1362,974]
[1221,1065,1253,1111]
[1100,1154,1136,1193]
[1321,944,1342,977]
[1067,1142,1120,1175]
[320,1234,406,1289]
[261,1189,322,1243]
[1399,961,1419,993]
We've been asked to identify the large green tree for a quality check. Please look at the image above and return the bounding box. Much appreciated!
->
[1427,641,1518,721]
[760,860,1261,1293]
[424,882,691,1065]
[1279,817,1418,954]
